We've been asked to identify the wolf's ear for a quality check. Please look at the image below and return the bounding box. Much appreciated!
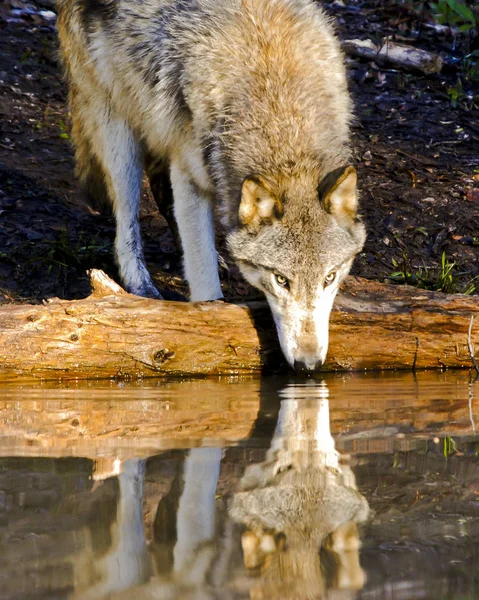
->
[319,166,358,225]
[239,175,283,230]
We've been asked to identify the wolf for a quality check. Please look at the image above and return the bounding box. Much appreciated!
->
[57,0,366,372]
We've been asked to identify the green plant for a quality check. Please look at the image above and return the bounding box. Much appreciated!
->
[58,119,70,140]
[431,0,477,33]
[389,250,477,294]
[436,250,456,293]
[447,77,466,107]
[442,436,458,457]
[463,49,479,82]
[459,273,479,295]
[26,227,111,280]
[407,1,479,84]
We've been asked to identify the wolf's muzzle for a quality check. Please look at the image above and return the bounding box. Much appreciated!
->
[293,359,323,374]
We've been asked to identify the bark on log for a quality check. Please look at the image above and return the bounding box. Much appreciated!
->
[343,38,443,74]
[0,270,478,378]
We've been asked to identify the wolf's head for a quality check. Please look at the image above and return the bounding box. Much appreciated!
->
[227,166,366,373]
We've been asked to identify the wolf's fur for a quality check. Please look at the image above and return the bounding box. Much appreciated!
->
[57,0,366,370]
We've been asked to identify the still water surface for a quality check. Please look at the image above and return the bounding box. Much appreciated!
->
[0,371,478,599]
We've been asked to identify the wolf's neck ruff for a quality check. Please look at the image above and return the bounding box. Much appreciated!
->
[57,0,366,371]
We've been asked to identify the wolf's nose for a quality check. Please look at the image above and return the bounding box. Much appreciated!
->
[293,359,323,374]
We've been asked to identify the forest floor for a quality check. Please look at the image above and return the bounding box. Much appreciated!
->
[0,0,478,304]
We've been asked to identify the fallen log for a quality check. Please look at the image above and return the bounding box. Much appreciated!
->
[343,38,443,74]
[0,270,478,378]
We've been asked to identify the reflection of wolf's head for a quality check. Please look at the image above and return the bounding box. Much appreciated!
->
[229,387,369,597]
[230,468,369,599]
[228,166,366,372]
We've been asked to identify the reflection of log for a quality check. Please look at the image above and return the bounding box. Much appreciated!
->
[0,373,476,460]
[0,378,262,459]
[0,270,478,378]
[343,38,443,74]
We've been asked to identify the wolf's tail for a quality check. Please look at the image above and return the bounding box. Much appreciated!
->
[71,112,112,215]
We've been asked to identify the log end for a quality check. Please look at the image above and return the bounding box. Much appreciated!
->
[88,269,129,298]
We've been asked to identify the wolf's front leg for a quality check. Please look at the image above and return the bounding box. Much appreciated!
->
[76,99,160,299]
[103,122,161,299]
[170,162,223,301]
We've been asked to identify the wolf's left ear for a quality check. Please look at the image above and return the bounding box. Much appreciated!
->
[239,175,283,230]
[319,166,358,225]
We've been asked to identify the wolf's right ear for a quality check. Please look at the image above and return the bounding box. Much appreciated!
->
[239,175,283,230]
[319,166,358,225]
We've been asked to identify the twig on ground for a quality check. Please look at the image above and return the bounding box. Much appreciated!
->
[343,38,443,74]
[467,315,479,378]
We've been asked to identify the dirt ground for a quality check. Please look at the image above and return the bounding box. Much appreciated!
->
[0,0,478,304]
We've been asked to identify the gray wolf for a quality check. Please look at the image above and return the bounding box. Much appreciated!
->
[57,0,366,372]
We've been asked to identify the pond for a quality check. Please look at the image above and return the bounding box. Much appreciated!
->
[0,371,478,599]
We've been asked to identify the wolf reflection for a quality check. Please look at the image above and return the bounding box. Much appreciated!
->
[72,383,369,600]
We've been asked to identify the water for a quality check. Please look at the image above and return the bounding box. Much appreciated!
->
[0,371,478,599]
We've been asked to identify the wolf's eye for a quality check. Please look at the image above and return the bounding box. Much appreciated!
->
[274,273,289,289]
[324,271,336,286]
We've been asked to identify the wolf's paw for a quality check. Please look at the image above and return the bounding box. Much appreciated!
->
[128,282,163,300]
